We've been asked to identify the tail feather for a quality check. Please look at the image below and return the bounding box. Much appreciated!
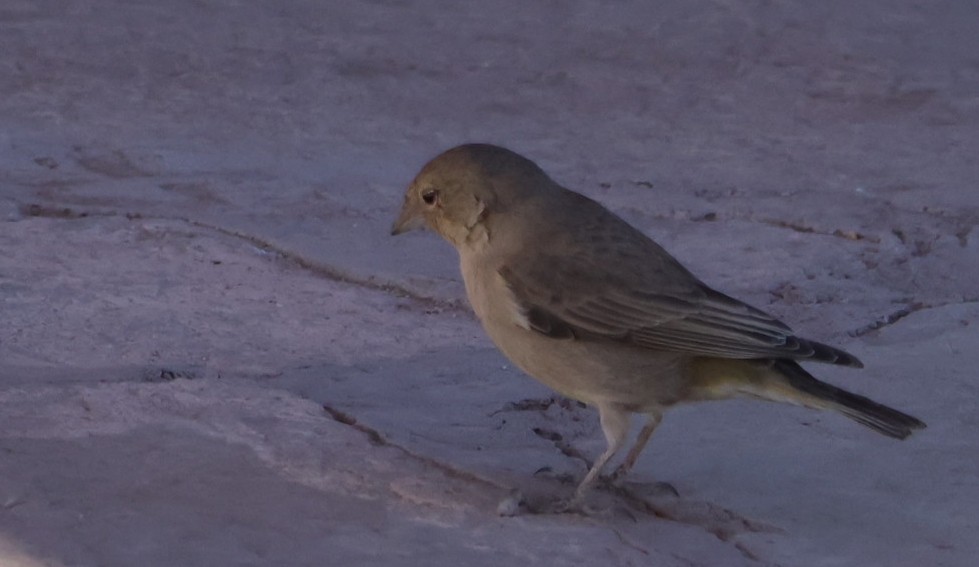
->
[806,339,864,368]
[774,360,926,439]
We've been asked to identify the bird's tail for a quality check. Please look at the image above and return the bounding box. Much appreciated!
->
[770,359,926,439]
[688,358,926,438]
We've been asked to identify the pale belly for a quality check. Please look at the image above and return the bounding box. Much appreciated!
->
[488,317,688,409]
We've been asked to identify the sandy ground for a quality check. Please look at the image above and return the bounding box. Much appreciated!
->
[2,1,978,565]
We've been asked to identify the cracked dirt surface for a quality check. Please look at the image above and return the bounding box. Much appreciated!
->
[2,1,978,566]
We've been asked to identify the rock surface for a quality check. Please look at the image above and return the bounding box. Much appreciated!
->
[1,1,977,565]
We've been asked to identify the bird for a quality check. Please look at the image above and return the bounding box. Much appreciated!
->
[390,143,925,511]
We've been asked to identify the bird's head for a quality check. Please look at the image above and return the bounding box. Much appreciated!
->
[391,144,551,247]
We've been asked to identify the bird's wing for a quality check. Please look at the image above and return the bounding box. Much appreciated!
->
[498,230,861,367]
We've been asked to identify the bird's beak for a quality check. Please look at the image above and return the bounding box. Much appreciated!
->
[390,199,426,236]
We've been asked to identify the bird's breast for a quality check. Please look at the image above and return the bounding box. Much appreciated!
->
[459,250,528,330]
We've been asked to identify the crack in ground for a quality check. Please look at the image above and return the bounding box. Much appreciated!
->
[16,202,469,315]
[489,396,586,416]
[617,489,780,564]
[181,217,469,314]
[321,402,504,490]
[531,426,591,466]
[638,207,881,244]
[755,217,878,243]
[848,303,922,337]
[849,298,979,337]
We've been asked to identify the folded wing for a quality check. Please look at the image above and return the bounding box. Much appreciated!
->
[500,243,862,367]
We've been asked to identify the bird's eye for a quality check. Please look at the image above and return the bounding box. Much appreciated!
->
[421,189,438,205]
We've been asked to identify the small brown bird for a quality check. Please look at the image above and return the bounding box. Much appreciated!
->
[391,143,925,510]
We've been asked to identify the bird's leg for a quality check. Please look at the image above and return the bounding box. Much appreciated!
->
[559,403,629,512]
[609,411,661,482]
[608,410,677,497]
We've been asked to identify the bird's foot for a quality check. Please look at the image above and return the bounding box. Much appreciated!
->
[496,486,607,517]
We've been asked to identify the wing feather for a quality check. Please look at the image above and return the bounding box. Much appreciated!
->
[499,245,861,367]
